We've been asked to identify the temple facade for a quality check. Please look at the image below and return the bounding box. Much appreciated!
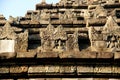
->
[1,0,120,80]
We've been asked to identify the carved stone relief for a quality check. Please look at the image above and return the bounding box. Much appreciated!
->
[0,22,17,58]
[89,16,120,52]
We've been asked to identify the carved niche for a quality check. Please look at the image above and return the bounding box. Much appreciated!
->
[52,25,67,52]
[17,30,28,52]
[40,24,68,52]
[89,16,120,52]
[0,22,17,58]
[40,24,55,52]
[66,31,79,52]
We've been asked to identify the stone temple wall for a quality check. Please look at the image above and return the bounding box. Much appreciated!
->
[1,0,120,79]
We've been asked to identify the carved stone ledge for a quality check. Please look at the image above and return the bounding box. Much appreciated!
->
[78,52,97,59]
[28,66,46,73]
[37,52,58,58]
[97,52,113,59]
[114,52,120,59]
[60,66,76,73]
[10,66,28,73]
[0,67,9,73]
[17,51,36,58]
[77,66,93,73]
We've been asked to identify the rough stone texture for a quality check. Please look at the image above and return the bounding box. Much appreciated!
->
[10,66,28,73]
[114,52,120,59]
[37,52,58,58]
[113,67,120,73]
[79,52,97,59]
[45,65,60,73]
[93,79,108,80]
[97,52,113,59]
[78,78,93,80]
[60,66,76,73]
[17,51,36,58]
[0,67,9,73]
[77,66,93,73]
[28,79,45,80]
[28,66,45,73]
[46,78,61,80]
[94,66,112,73]
[62,79,78,80]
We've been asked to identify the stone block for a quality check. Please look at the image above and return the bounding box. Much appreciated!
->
[113,66,120,73]
[60,66,76,73]
[97,52,113,59]
[28,66,45,73]
[78,78,93,80]
[114,52,120,59]
[17,51,36,58]
[94,65,112,73]
[93,78,108,80]
[0,67,9,73]
[37,52,58,58]
[10,66,28,73]
[77,66,93,73]
[46,78,61,80]
[62,78,78,80]
[45,65,60,73]
[79,52,97,59]
[59,51,76,58]
[28,78,46,80]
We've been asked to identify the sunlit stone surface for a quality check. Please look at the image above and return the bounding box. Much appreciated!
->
[0,40,15,53]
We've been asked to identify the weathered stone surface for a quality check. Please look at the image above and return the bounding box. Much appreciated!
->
[10,66,28,73]
[79,52,97,59]
[62,79,78,80]
[46,78,61,80]
[0,67,9,73]
[28,79,45,80]
[45,65,60,73]
[37,52,58,58]
[28,66,45,73]
[97,52,113,59]
[94,66,112,73]
[78,78,93,80]
[113,66,120,73]
[60,66,76,73]
[17,51,36,58]
[114,52,120,59]
[93,78,108,80]
[77,66,93,73]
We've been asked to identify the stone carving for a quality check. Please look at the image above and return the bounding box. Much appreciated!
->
[66,31,79,51]
[0,22,17,58]
[59,10,75,21]
[89,16,120,52]
[40,24,55,52]
[93,5,107,18]
[17,30,28,52]
[53,25,67,52]
[40,24,67,53]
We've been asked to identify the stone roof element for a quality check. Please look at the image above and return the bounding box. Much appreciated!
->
[103,16,119,32]
[0,22,17,40]
[53,25,67,40]
[93,5,107,18]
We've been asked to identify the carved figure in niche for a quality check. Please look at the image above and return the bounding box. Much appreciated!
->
[0,22,17,59]
[53,25,67,52]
